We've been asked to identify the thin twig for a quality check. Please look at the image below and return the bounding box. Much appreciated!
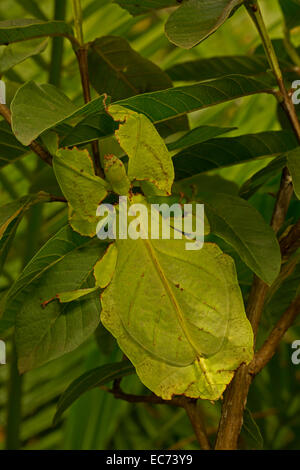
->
[183,399,211,450]
[251,295,300,375]
[72,0,103,177]
[280,219,300,259]
[110,381,211,449]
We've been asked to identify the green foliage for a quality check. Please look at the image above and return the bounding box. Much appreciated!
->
[88,36,173,100]
[165,0,242,49]
[0,38,48,75]
[54,360,135,425]
[279,0,300,30]
[0,0,300,452]
[287,148,300,199]
[0,18,74,45]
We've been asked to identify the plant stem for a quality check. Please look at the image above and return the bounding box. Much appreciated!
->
[72,0,103,177]
[245,0,300,142]
[72,0,84,47]
[49,0,67,87]
[183,400,211,450]
[215,0,300,450]
[251,295,300,374]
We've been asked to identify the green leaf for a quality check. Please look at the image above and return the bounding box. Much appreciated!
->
[60,113,117,147]
[279,0,300,30]
[167,125,235,151]
[88,36,173,101]
[172,131,297,179]
[241,408,264,450]
[166,55,290,82]
[59,75,274,147]
[0,192,49,240]
[239,156,286,200]
[53,148,109,234]
[54,288,99,303]
[0,121,28,168]
[113,0,177,15]
[287,147,300,199]
[101,197,253,401]
[0,19,74,45]
[11,81,106,145]
[15,0,48,21]
[199,192,281,285]
[108,104,175,195]
[94,243,118,289]
[0,194,49,279]
[4,226,107,372]
[54,360,135,425]
[165,0,242,49]
[0,38,48,75]
[117,74,274,124]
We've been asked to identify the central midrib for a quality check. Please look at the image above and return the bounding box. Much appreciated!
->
[143,237,202,359]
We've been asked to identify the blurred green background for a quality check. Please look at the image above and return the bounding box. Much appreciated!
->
[0,0,299,450]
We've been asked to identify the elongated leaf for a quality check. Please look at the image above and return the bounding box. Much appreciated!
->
[59,75,274,147]
[55,288,99,303]
[0,193,49,278]
[239,156,286,200]
[15,0,48,20]
[0,19,74,45]
[172,131,298,179]
[165,0,242,49]
[108,105,174,194]
[88,36,173,101]
[114,0,177,15]
[117,74,275,124]
[53,148,109,235]
[54,361,135,425]
[167,125,235,151]
[0,38,48,75]
[199,192,281,285]
[167,55,291,82]
[279,0,300,30]
[11,81,106,145]
[60,113,117,147]
[0,192,49,240]
[6,226,107,372]
[94,243,118,289]
[287,147,300,199]
[101,197,253,401]
[0,121,28,168]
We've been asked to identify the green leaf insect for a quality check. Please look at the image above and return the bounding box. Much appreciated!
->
[100,197,253,401]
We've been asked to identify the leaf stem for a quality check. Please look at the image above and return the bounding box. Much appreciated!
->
[71,0,103,177]
[72,0,84,47]
[245,0,300,142]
